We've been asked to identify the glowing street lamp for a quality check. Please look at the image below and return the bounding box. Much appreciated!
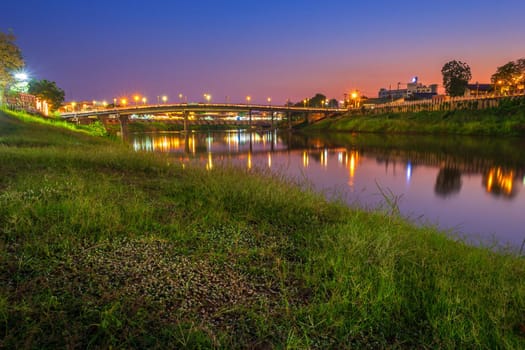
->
[121,98,128,106]
[142,97,147,105]
[102,100,108,108]
[246,95,251,104]
[113,98,117,108]
[162,95,168,103]
[133,95,140,106]
[350,91,360,108]
[71,102,77,112]
[267,97,272,105]
[12,71,30,93]
[14,72,28,81]
[204,93,211,103]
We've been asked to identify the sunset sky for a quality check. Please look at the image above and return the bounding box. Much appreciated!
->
[2,0,524,104]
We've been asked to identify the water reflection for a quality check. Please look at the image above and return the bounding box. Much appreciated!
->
[130,130,525,249]
[483,167,516,198]
[435,168,462,197]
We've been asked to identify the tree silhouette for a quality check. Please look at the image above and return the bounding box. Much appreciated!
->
[441,60,472,97]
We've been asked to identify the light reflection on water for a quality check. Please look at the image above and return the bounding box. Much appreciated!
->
[130,130,525,250]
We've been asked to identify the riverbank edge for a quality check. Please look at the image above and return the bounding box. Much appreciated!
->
[1,108,524,348]
[303,98,525,136]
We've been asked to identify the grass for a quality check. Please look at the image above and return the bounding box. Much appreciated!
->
[306,96,525,136]
[1,108,525,348]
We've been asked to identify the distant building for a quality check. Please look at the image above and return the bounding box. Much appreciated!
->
[464,83,493,97]
[5,92,49,115]
[379,77,438,100]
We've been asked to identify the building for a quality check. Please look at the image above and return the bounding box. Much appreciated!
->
[464,83,493,97]
[4,92,49,115]
[378,77,438,100]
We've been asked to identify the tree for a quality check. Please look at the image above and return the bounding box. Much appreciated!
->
[294,93,327,107]
[491,58,525,94]
[28,79,65,112]
[0,31,24,105]
[441,60,472,97]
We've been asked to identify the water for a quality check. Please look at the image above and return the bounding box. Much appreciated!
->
[129,130,525,250]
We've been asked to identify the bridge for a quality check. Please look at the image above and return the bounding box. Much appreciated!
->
[60,103,347,131]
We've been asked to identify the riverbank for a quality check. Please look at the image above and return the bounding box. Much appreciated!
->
[1,109,524,348]
[305,97,525,136]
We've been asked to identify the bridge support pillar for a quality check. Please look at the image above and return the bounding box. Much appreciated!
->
[249,109,252,128]
[118,114,129,140]
[304,112,310,124]
[183,111,189,132]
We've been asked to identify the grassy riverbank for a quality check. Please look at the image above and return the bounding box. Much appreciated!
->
[306,97,525,136]
[1,109,525,349]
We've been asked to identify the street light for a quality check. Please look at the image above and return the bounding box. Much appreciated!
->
[204,93,211,103]
[71,102,77,112]
[142,97,147,105]
[113,98,117,108]
[133,95,140,107]
[14,72,28,81]
[246,96,251,104]
[350,91,359,108]
[121,98,127,106]
[162,95,168,104]
[267,97,272,105]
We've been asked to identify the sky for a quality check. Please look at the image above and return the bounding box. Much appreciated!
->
[2,0,525,104]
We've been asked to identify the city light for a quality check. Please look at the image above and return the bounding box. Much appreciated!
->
[162,95,168,103]
[11,70,30,93]
[14,72,28,81]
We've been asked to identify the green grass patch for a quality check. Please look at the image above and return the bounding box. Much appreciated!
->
[306,97,525,136]
[1,109,524,348]
[2,107,108,137]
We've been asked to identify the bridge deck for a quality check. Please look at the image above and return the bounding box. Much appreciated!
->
[61,103,346,119]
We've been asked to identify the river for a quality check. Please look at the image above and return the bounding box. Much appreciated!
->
[128,130,525,251]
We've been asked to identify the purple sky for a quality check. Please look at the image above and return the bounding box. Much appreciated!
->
[2,0,524,104]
